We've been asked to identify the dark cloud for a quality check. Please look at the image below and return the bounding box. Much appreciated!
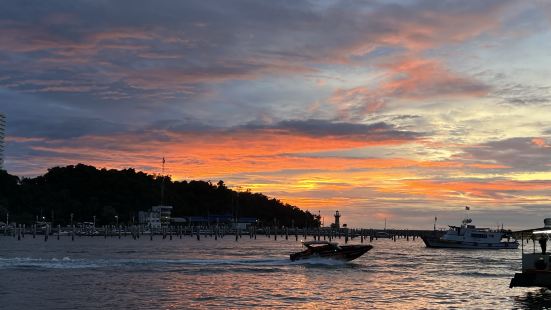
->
[461,137,551,171]
[494,83,551,106]
[242,119,423,141]
[0,0,514,105]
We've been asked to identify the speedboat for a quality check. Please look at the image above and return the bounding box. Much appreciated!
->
[421,218,518,249]
[290,240,373,261]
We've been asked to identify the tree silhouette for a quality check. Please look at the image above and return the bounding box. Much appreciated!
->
[0,165,319,227]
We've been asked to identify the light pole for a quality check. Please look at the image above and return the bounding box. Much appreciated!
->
[93,215,96,229]
[115,215,118,227]
[70,213,74,227]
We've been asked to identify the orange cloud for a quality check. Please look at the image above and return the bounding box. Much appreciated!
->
[379,57,489,99]
[400,179,551,203]
[532,138,550,148]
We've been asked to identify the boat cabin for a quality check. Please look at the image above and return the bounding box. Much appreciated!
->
[510,218,551,288]
[441,218,512,243]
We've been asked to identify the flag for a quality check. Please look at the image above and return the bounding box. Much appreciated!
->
[465,206,470,210]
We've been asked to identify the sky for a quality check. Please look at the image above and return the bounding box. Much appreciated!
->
[1,0,551,229]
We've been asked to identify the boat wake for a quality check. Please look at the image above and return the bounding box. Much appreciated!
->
[290,257,352,266]
[0,257,100,269]
[0,256,305,270]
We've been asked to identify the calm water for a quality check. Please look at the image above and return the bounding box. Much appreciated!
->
[0,234,548,309]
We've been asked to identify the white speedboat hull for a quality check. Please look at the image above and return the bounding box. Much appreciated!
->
[422,236,519,249]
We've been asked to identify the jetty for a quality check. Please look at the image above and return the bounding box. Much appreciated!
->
[1,223,442,244]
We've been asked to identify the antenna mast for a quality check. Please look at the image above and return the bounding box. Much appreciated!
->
[161,157,166,205]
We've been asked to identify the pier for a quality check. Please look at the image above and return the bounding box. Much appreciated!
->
[1,224,443,243]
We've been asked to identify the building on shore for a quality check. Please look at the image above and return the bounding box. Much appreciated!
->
[0,113,5,169]
[187,215,257,229]
[139,205,174,228]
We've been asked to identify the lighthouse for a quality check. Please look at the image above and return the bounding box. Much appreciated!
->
[334,210,341,229]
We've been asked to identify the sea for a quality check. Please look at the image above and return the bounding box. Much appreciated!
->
[0,234,548,309]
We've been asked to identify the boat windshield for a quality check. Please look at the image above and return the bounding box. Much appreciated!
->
[303,241,340,249]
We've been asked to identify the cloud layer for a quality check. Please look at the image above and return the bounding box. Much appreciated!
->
[1,0,551,228]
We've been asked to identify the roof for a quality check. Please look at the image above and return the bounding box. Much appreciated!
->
[187,215,257,223]
[513,227,550,234]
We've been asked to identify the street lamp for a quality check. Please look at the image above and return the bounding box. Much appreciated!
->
[115,215,118,227]
[70,213,74,227]
[93,215,96,229]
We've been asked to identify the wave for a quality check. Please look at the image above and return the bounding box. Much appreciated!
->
[0,257,100,269]
[0,256,297,270]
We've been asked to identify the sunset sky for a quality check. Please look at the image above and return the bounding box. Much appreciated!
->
[1,0,551,229]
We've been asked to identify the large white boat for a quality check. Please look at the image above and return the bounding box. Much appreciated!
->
[421,218,519,249]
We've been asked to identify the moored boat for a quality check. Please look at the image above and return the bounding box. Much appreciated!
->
[510,219,551,289]
[290,240,373,261]
[421,218,518,249]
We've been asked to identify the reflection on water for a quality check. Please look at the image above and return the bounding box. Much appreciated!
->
[514,289,551,310]
[0,236,543,309]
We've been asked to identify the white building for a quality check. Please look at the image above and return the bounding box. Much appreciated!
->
[0,113,5,170]
[139,205,173,228]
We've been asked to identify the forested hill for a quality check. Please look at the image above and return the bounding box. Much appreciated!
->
[0,164,320,227]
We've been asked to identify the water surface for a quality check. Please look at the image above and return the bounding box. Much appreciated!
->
[0,235,547,309]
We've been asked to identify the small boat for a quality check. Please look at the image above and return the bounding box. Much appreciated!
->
[421,218,518,249]
[510,218,551,289]
[290,240,373,261]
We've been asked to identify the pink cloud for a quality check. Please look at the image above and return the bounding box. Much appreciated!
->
[379,57,490,98]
